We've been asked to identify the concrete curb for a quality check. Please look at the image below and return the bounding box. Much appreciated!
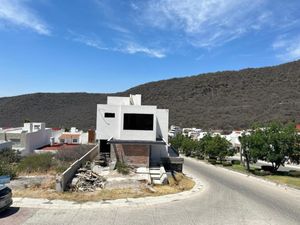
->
[12,171,203,209]
[184,156,300,193]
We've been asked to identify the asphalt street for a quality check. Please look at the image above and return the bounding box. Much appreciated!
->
[1,157,300,225]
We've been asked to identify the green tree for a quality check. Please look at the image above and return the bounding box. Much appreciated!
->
[240,122,299,172]
[204,135,233,161]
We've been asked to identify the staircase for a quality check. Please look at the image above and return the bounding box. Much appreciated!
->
[150,166,168,185]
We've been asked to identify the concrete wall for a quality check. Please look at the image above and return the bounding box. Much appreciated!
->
[24,128,51,155]
[56,145,99,192]
[96,104,121,140]
[156,109,169,144]
[96,104,157,141]
[51,130,63,143]
[119,105,157,141]
[81,132,89,144]
[112,144,149,167]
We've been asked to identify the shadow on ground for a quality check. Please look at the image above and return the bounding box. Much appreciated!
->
[0,207,20,218]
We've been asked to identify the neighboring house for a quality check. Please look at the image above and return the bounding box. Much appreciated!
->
[58,127,88,144]
[222,131,242,152]
[96,94,170,168]
[0,140,12,150]
[0,122,51,155]
[168,125,182,138]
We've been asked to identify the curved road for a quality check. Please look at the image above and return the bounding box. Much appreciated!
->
[1,157,300,225]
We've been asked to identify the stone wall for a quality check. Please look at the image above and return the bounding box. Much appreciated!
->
[113,144,149,167]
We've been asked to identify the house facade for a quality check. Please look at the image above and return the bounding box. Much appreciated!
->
[0,122,51,155]
[96,94,169,168]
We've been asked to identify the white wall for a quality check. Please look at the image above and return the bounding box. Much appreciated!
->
[51,130,63,143]
[156,109,169,144]
[96,104,121,140]
[24,128,51,155]
[81,132,89,144]
[119,105,157,141]
[107,97,130,106]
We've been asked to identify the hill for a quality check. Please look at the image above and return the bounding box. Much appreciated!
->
[1,60,300,130]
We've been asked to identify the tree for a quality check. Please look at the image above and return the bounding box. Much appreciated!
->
[169,134,185,150]
[200,134,233,161]
[240,122,300,172]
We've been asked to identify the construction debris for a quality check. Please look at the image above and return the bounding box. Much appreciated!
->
[70,162,106,192]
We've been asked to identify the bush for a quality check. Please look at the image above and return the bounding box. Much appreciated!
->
[208,159,217,165]
[288,170,300,177]
[116,162,130,175]
[261,165,274,172]
[197,155,204,160]
[55,145,91,162]
[18,153,53,173]
[0,161,17,178]
[231,159,241,165]
[0,148,21,163]
[253,170,272,176]
[222,161,232,167]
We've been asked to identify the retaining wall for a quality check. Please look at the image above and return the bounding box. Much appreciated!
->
[56,145,99,192]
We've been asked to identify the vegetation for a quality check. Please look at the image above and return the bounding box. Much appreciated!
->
[240,122,300,172]
[0,148,21,178]
[170,134,233,161]
[1,60,300,130]
[0,145,94,176]
[18,153,53,173]
[116,162,130,175]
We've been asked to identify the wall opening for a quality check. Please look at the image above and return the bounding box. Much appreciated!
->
[123,113,154,130]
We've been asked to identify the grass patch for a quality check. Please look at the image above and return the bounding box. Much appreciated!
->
[264,175,300,188]
[18,153,53,173]
[221,163,300,189]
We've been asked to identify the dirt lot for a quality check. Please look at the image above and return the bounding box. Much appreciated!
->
[10,172,195,202]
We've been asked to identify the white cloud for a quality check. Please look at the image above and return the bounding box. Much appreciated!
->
[138,0,272,48]
[273,35,300,61]
[69,31,165,58]
[0,0,50,35]
[121,42,165,58]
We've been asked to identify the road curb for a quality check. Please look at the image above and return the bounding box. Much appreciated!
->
[12,171,204,209]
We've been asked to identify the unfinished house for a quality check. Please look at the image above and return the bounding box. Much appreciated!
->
[0,122,51,155]
[96,94,183,184]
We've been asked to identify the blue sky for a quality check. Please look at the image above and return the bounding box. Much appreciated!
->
[0,0,300,97]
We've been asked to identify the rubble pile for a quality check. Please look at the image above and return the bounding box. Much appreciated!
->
[70,163,106,192]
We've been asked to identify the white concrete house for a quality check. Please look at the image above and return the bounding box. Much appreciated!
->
[58,127,85,144]
[0,122,51,155]
[96,94,169,168]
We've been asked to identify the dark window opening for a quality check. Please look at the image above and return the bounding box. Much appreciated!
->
[100,140,110,153]
[105,113,115,118]
[123,113,154,130]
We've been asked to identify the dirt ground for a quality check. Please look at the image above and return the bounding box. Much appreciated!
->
[9,172,195,202]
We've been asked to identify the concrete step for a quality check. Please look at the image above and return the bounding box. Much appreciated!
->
[150,174,161,179]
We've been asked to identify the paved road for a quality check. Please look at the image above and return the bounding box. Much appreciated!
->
[1,158,300,225]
